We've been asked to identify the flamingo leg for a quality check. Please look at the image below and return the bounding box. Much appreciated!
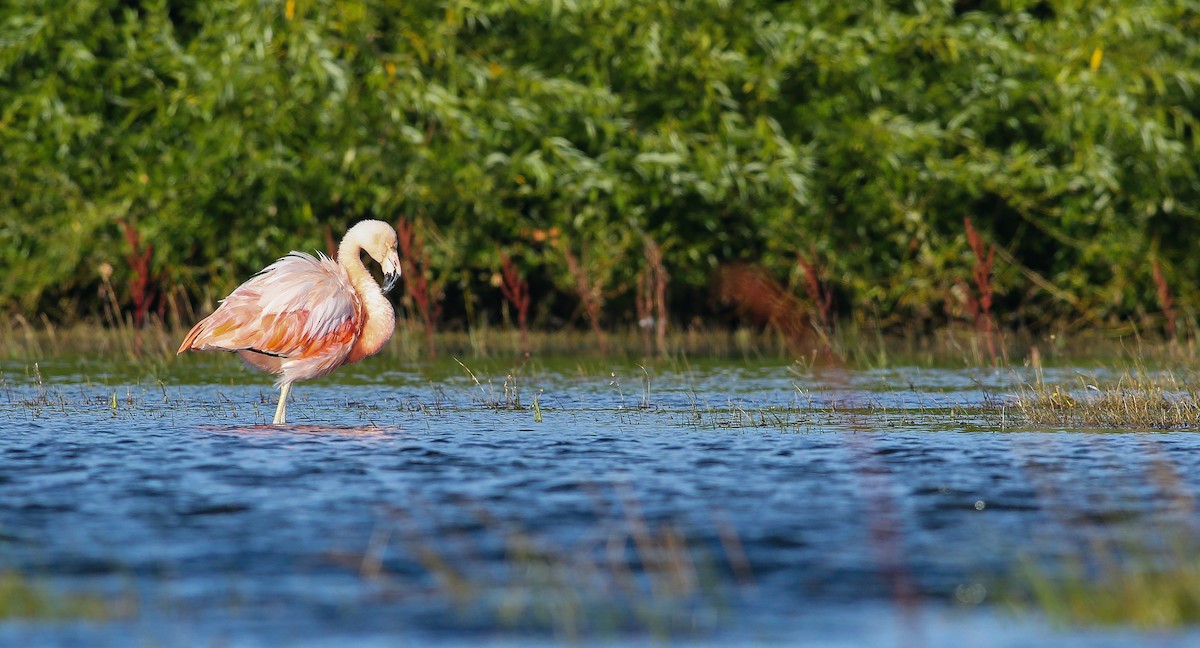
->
[273,382,293,425]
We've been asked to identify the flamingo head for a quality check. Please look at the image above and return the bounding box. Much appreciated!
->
[347,220,402,293]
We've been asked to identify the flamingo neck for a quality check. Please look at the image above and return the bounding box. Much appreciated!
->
[338,236,396,363]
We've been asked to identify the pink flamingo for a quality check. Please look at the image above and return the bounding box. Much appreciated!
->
[178,220,401,424]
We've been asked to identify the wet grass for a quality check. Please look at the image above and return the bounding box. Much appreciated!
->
[0,572,117,621]
[9,322,1200,433]
[8,316,1200,368]
[1,318,794,364]
[1013,369,1200,430]
[349,492,747,641]
[1015,538,1200,628]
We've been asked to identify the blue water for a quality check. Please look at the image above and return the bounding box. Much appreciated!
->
[3,357,1200,646]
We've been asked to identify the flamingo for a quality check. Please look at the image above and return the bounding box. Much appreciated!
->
[178,220,401,425]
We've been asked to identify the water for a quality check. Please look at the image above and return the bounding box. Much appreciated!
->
[3,356,1200,646]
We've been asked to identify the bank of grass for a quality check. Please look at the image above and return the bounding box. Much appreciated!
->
[1,316,793,363]
[6,316,1200,368]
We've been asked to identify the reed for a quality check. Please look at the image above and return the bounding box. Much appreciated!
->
[635,235,669,357]
[1152,257,1178,342]
[118,219,159,333]
[962,217,1000,365]
[558,239,608,355]
[396,216,442,359]
[323,223,338,258]
[796,248,836,361]
[713,264,809,355]
[8,313,1200,373]
[498,249,531,356]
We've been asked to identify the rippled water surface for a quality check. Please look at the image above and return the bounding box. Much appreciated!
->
[3,355,1200,646]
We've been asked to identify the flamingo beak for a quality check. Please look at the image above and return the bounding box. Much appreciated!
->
[382,251,401,293]
[384,270,400,293]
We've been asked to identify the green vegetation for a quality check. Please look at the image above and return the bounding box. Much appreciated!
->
[2,0,1198,335]
[13,317,1200,435]
[373,496,737,640]
[1014,537,1200,628]
[1015,369,1200,429]
[0,571,114,620]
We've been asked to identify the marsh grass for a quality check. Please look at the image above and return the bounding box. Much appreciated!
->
[1015,538,1200,628]
[357,493,743,641]
[1014,369,1200,429]
[0,319,180,364]
[8,325,1200,435]
[0,571,119,621]
[7,315,1200,371]
[9,334,1200,435]
[0,317,791,363]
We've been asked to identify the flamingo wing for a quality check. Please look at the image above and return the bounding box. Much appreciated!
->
[179,252,363,359]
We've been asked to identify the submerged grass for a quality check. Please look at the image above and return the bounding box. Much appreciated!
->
[353,491,746,641]
[0,571,117,621]
[1015,538,1200,628]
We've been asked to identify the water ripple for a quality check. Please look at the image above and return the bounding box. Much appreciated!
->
[1,365,1200,646]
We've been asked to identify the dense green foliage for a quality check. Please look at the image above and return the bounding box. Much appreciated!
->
[2,0,1198,331]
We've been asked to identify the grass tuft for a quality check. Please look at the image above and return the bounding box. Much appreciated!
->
[1014,371,1200,429]
[350,492,745,641]
[1016,539,1200,628]
[0,572,116,621]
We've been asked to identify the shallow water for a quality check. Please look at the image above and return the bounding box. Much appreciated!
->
[3,355,1200,646]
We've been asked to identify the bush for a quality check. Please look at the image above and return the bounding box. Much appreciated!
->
[2,0,1197,331]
